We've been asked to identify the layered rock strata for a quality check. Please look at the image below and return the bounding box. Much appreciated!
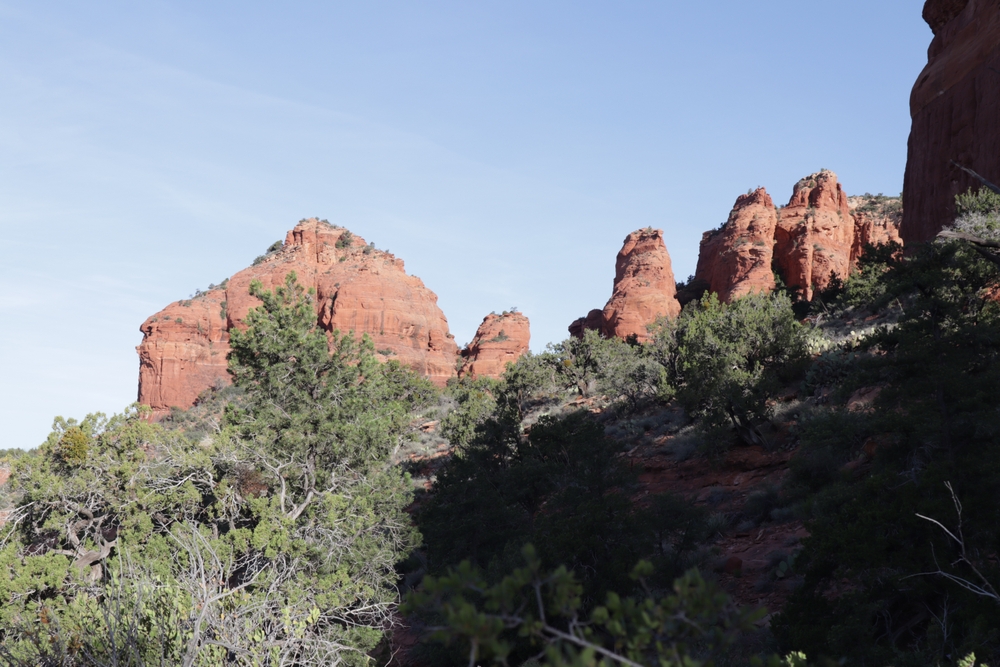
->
[902,0,1000,243]
[138,219,459,415]
[459,312,531,379]
[570,229,681,342]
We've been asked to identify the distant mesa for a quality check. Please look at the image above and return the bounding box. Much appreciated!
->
[570,228,681,342]
[458,311,531,379]
[137,218,459,417]
[902,0,1000,243]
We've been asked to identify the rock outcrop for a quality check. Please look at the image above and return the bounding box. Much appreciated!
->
[695,188,777,302]
[568,309,605,339]
[849,195,903,261]
[601,229,682,342]
[138,219,459,415]
[569,229,682,341]
[459,312,531,379]
[694,172,903,303]
[902,0,1000,243]
[773,171,856,301]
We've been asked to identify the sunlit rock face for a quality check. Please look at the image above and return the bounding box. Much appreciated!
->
[459,311,531,379]
[138,219,459,416]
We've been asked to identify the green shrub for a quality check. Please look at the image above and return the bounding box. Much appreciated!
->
[956,186,1000,218]
[811,241,902,315]
[421,408,710,610]
[0,273,431,666]
[775,239,1000,663]
[652,292,807,446]
[335,229,354,248]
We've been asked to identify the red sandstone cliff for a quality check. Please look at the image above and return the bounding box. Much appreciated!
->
[902,0,1000,243]
[601,229,681,342]
[849,195,903,262]
[773,171,857,301]
[459,312,531,379]
[694,173,902,303]
[138,219,459,415]
[695,188,777,302]
[569,229,682,341]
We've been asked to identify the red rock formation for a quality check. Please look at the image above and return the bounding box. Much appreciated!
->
[773,171,856,301]
[138,219,459,415]
[459,312,531,379]
[568,309,605,339]
[902,0,1000,243]
[695,188,777,302]
[601,229,681,342]
[137,291,231,416]
[694,174,903,303]
[848,196,903,263]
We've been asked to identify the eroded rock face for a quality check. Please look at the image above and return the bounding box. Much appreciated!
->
[459,312,531,379]
[694,174,902,303]
[695,188,777,302]
[138,219,459,415]
[773,171,856,301]
[568,309,605,339]
[902,0,1000,243]
[601,229,681,342]
[848,195,903,262]
[137,291,231,417]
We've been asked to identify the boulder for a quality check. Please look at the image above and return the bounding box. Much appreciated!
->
[601,229,682,342]
[137,219,459,416]
[459,311,531,379]
[695,188,777,302]
[902,0,1000,243]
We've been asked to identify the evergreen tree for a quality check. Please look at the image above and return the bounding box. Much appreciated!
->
[0,272,430,666]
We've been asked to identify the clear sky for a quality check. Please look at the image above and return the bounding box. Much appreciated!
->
[0,1,931,449]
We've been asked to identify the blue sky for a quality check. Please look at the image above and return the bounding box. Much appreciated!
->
[0,1,931,449]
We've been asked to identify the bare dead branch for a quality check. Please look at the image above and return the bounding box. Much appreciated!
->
[907,481,1000,604]
[951,161,1000,195]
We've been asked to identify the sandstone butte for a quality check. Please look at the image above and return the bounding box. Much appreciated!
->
[694,188,778,303]
[571,228,682,343]
[695,171,903,303]
[902,0,1000,243]
[137,219,459,416]
[458,311,531,379]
